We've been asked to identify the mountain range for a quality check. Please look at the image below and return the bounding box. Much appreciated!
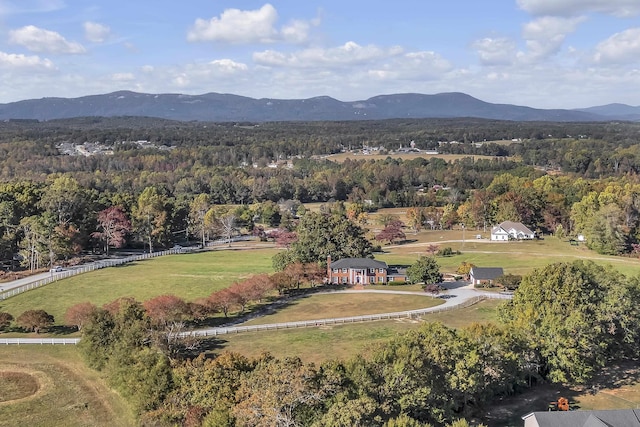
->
[0,91,639,122]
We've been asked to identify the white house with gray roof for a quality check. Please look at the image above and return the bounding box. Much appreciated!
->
[491,221,535,241]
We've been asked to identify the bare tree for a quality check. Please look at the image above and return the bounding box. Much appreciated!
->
[218,213,237,246]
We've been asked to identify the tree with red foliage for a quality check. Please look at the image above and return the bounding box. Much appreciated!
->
[64,302,97,331]
[270,271,295,295]
[238,274,274,302]
[92,206,131,255]
[267,228,297,248]
[102,297,139,316]
[143,294,189,326]
[375,223,406,245]
[208,288,238,317]
[16,309,54,333]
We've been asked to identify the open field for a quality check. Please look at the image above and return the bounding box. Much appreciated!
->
[212,299,501,364]
[376,231,640,276]
[323,152,503,163]
[0,346,134,427]
[0,248,278,326]
[2,229,638,333]
[241,292,443,325]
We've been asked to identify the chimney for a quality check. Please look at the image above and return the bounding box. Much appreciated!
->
[327,255,331,282]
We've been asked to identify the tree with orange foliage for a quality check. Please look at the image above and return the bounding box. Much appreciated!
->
[64,302,97,331]
[143,294,189,326]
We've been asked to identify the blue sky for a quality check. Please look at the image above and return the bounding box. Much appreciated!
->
[0,0,639,108]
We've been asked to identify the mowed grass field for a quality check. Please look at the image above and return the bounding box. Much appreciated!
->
[376,230,640,276]
[241,292,444,325]
[0,248,278,327]
[215,299,502,364]
[0,346,134,427]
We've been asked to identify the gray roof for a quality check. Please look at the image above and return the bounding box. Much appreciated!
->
[330,258,388,270]
[523,409,640,427]
[470,267,503,280]
[496,220,535,235]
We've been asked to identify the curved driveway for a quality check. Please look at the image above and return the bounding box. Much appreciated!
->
[188,283,512,337]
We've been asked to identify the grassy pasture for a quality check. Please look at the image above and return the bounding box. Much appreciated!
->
[0,248,278,327]
[212,299,501,364]
[377,232,640,276]
[0,346,134,427]
[241,292,443,325]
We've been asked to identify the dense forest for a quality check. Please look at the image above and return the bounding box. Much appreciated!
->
[1,117,640,271]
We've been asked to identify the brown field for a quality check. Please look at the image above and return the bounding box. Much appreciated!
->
[0,346,134,427]
[324,152,503,163]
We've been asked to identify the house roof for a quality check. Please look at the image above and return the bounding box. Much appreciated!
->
[470,267,504,280]
[496,221,535,235]
[522,409,640,427]
[330,258,388,270]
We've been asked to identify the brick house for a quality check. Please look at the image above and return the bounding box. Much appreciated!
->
[327,257,406,285]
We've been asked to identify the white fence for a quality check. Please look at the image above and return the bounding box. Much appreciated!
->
[189,293,511,337]
[0,248,185,301]
[0,337,80,345]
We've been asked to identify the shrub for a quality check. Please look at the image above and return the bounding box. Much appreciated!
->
[436,247,461,257]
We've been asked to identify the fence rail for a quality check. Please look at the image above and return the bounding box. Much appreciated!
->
[189,293,511,337]
[0,248,185,301]
[2,292,511,345]
[0,338,80,345]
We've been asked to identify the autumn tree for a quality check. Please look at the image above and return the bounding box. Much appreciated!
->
[233,356,326,427]
[143,294,189,326]
[64,302,98,331]
[133,186,168,253]
[376,223,406,245]
[16,309,54,333]
[92,206,131,255]
[189,193,210,247]
[0,312,13,330]
[456,262,475,280]
[406,207,424,234]
[208,288,238,317]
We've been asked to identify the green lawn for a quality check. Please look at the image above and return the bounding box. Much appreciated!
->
[0,346,134,427]
[0,248,278,325]
[242,292,443,325]
[378,234,640,276]
[213,299,501,364]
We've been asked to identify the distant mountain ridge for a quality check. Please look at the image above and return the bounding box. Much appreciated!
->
[0,90,637,122]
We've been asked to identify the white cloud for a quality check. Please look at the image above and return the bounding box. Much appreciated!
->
[519,16,584,61]
[254,42,403,68]
[209,59,249,74]
[9,25,86,54]
[368,51,453,81]
[111,72,135,82]
[188,4,278,43]
[0,0,66,15]
[472,37,517,65]
[187,3,317,44]
[593,28,640,63]
[517,0,640,17]
[84,21,111,43]
[0,51,55,69]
